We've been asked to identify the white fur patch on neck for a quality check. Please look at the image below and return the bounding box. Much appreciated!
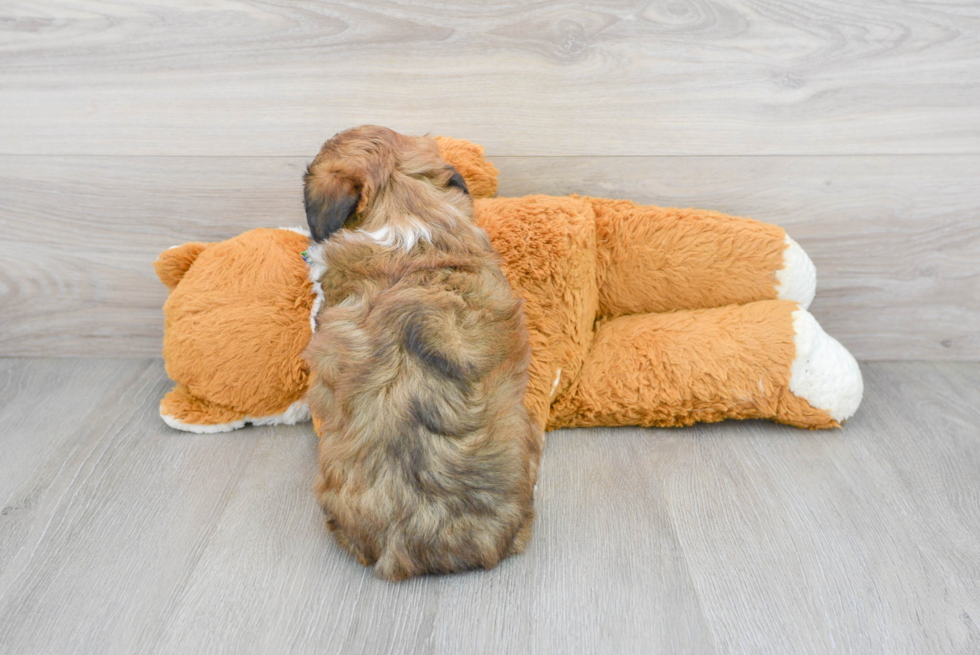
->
[358,218,431,251]
[278,227,327,334]
[301,241,328,334]
[303,241,328,284]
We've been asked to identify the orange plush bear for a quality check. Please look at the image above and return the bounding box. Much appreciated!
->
[154,137,862,434]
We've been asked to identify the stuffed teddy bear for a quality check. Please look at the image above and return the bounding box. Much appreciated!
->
[154,137,862,434]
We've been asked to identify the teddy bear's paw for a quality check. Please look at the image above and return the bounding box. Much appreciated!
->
[789,308,863,422]
[161,387,311,433]
[160,384,248,433]
[776,235,816,309]
[162,413,247,434]
[247,399,311,426]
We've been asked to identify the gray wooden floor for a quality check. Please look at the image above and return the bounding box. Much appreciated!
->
[1,358,978,654]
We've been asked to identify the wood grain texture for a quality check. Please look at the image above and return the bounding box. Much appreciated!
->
[1,154,976,359]
[0,359,262,653]
[1,1,979,157]
[647,418,977,652]
[147,400,715,655]
[1,358,979,653]
[839,361,980,650]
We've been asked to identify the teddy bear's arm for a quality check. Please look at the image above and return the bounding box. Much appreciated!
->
[548,299,862,430]
[153,242,211,290]
[586,198,815,317]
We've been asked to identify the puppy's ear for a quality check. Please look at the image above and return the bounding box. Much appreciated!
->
[304,168,361,242]
[446,166,469,195]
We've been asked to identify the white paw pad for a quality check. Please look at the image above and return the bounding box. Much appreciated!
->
[776,235,817,310]
[789,309,863,422]
[160,399,311,434]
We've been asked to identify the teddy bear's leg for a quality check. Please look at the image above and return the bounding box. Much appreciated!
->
[586,198,816,316]
[548,300,862,430]
[160,383,248,433]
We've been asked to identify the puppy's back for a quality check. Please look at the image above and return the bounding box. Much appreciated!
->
[312,264,542,581]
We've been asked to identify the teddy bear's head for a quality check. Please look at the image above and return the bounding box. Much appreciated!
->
[155,228,315,432]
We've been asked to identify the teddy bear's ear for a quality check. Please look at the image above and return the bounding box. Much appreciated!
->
[434,136,499,199]
[154,242,211,290]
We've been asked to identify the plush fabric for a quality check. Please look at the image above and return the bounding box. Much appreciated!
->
[433,136,499,200]
[474,195,598,427]
[550,301,838,430]
[587,197,786,316]
[156,228,314,428]
[155,137,863,432]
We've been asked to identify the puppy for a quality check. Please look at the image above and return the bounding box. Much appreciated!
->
[302,126,543,581]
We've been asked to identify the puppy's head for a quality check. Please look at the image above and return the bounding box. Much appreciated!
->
[304,125,471,242]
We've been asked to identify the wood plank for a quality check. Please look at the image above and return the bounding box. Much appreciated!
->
[148,421,714,655]
[839,361,980,647]
[641,382,979,652]
[1,154,977,359]
[2,359,979,652]
[0,359,151,579]
[0,359,263,654]
[0,155,308,357]
[1,1,979,157]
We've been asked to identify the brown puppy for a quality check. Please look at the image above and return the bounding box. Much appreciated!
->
[302,126,543,581]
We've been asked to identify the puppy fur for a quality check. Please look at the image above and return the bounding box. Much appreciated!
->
[302,126,543,581]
